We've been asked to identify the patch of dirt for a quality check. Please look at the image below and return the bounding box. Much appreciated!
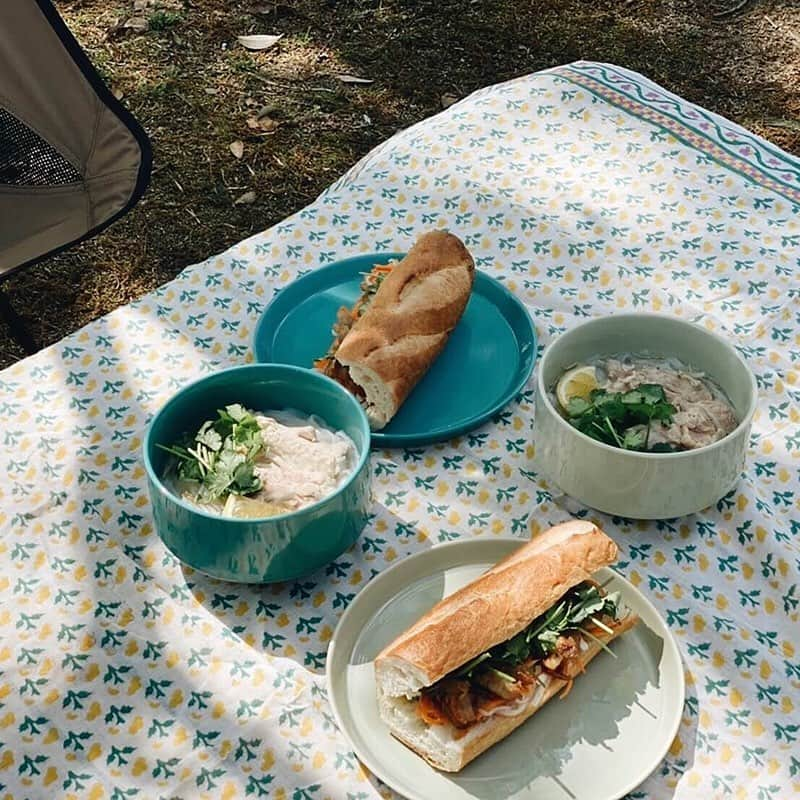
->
[1,0,798,366]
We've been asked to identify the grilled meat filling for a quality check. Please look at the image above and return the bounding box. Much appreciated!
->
[414,581,624,731]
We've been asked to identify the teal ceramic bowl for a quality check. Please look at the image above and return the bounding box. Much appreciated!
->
[143,364,372,583]
[535,313,758,519]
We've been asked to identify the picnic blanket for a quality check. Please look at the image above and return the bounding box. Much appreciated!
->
[1,62,799,800]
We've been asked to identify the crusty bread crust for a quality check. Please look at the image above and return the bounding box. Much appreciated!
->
[375,521,619,691]
[334,230,475,423]
[388,613,640,772]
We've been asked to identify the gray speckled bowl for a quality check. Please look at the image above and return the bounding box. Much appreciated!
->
[534,313,757,519]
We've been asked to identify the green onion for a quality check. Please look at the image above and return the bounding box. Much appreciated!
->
[590,616,615,636]
[488,666,517,683]
[580,629,618,659]
[454,652,491,678]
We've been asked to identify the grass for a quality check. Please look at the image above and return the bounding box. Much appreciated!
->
[1,0,798,367]
[147,10,182,31]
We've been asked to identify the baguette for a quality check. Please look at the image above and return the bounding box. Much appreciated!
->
[316,230,475,429]
[374,522,639,772]
[378,614,639,772]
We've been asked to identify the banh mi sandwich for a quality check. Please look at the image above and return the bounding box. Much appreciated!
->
[314,230,475,430]
[374,521,639,772]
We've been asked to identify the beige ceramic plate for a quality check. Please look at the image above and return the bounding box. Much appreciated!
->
[326,537,684,800]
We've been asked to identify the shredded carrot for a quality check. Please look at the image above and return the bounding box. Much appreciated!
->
[417,694,449,726]
[586,621,618,637]
[559,680,574,700]
[373,264,393,274]
[313,357,331,373]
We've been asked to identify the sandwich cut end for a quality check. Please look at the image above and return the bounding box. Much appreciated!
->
[344,363,394,430]
[376,611,639,772]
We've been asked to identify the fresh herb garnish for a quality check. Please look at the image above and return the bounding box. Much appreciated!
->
[449,582,621,685]
[491,582,621,667]
[157,404,265,503]
[358,268,389,309]
[565,383,677,451]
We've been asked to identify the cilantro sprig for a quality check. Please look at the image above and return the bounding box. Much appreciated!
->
[565,383,678,452]
[492,581,621,666]
[158,404,265,503]
[452,581,621,683]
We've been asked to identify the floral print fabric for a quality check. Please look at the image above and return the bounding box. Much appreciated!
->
[0,62,798,799]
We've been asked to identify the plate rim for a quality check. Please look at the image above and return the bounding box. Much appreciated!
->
[326,535,686,800]
[251,252,538,447]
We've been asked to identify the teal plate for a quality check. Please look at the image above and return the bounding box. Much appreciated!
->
[252,252,537,448]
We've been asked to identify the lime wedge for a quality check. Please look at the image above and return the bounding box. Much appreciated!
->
[556,365,598,410]
[222,494,289,519]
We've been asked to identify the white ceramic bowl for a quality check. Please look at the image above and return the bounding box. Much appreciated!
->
[534,313,758,519]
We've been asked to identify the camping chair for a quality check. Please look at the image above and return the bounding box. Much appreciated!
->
[0,0,152,353]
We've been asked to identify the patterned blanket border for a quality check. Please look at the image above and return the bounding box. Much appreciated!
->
[558,62,800,204]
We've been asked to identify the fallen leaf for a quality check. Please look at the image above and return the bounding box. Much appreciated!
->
[124,16,148,32]
[246,108,280,132]
[112,86,125,101]
[247,117,280,133]
[335,74,374,85]
[440,94,459,109]
[234,190,257,205]
[107,15,148,37]
[229,140,245,159]
[237,34,283,51]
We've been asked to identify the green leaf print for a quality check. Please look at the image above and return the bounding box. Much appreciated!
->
[62,770,90,790]
[63,730,92,752]
[54,588,79,606]
[19,715,48,735]
[193,729,220,748]
[246,775,275,797]
[235,738,261,762]
[188,690,212,709]
[774,723,799,743]
[62,690,91,710]
[734,649,758,668]
[110,787,139,799]
[196,767,225,790]
[293,785,321,800]
[105,705,134,725]
[106,745,135,766]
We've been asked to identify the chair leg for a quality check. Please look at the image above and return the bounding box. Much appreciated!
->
[0,287,38,355]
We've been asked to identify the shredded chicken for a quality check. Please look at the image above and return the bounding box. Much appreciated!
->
[604,358,737,449]
[605,359,713,402]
